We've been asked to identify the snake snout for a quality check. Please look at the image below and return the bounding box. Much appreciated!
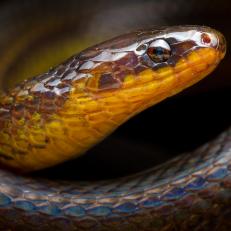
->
[200,27,226,59]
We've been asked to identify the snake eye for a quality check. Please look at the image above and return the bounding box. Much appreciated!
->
[147,39,171,63]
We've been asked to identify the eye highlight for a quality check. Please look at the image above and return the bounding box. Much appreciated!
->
[147,39,171,63]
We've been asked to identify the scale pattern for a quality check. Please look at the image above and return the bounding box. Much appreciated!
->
[0,26,228,230]
[0,26,224,171]
[0,128,230,230]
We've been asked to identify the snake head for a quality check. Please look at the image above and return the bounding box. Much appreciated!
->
[78,26,226,95]
[74,26,226,117]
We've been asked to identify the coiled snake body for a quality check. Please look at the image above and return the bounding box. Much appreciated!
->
[0,25,230,230]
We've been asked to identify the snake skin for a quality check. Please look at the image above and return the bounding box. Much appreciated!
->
[0,128,230,230]
[0,24,229,230]
[0,26,225,171]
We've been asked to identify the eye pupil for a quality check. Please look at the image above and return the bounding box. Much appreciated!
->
[155,47,164,55]
[147,39,171,63]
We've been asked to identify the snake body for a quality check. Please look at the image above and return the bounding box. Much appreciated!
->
[0,25,230,230]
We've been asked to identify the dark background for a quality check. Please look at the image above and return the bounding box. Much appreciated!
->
[0,0,230,180]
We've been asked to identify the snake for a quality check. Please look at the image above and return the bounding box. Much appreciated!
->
[0,22,230,231]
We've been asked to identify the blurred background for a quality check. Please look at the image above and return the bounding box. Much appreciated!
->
[0,0,230,180]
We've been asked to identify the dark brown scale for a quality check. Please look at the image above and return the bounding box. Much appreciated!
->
[99,73,122,90]
[62,69,77,81]
[43,91,57,100]
[173,40,197,54]
[56,65,68,77]
[115,52,139,68]
[69,58,80,69]
[11,104,25,120]
[109,53,138,82]
[114,69,132,82]
[134,64,147,74]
